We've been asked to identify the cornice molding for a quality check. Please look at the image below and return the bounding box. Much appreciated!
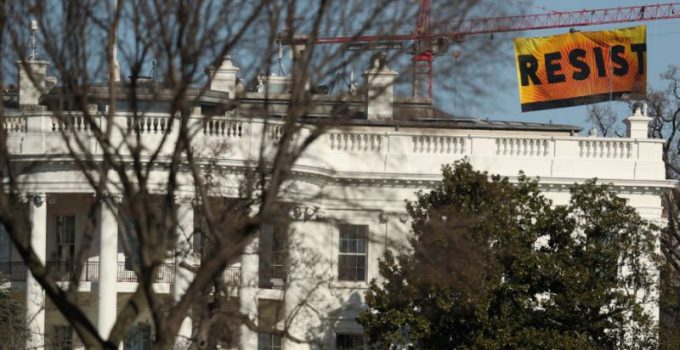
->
[9,158,676,196]
[378,210,409,224]
[289,204,325,221]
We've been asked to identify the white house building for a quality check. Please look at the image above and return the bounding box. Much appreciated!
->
[0,55,674,350]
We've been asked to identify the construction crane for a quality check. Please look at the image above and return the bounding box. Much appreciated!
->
[282,2,680,98]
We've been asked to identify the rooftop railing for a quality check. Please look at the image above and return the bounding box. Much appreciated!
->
[0,261,242,287]
[1,113,666,182]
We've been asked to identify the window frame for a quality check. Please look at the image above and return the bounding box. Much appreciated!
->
[336,333,367,350]
[259,224,289,289]
[0,224,11,262]
[257,332,282,350]
[337,224,368,282]
[124,323,152,350]
[55,215,76,261]
[123,218,141,271]
[47,325,73,350]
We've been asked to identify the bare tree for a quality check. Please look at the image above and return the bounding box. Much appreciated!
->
[586,103,622,137]
[0,1,524,349]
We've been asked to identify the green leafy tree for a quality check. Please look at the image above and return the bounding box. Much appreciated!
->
[359,161,660,349]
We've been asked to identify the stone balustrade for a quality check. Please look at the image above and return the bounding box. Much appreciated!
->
[1,112,666,182]
[0,260,242,286]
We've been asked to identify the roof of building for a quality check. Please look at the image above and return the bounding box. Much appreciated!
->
[7,81,581,134]
[341,117,581,133]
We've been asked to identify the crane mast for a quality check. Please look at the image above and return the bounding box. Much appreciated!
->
[413,0,433,98]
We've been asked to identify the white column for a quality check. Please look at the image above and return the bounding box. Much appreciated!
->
[239,235,259,350]
[97,198,119,343]
[26,193,46,350]
[174,197,194,348]
[282,220,309,350]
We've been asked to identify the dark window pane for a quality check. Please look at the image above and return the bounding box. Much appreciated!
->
[356,239,366,254]
[356,267,366,281]
[338,256,351,280]
[337,334,365,350]
[47,326,73,350]
[340,238,348,253]
[193,231,204,257]
[260,225,288,289]
[347,238,355,253]
[125,218,141,264]
[258,332,282,350]
[339,255,366,281]
[124,324,152,350]
[55,216,75,261]
[356,256,366,280]
[0,225,10,261]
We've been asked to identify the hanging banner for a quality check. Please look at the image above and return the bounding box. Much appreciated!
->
[514,25,646,112]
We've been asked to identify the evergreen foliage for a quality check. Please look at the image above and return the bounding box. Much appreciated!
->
[0,277,27,348]
[359,161,660,349]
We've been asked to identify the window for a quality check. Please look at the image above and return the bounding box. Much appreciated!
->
[124,218,140,271]
[0,224,10,262]
[258,332,282,350]
[124,323,151,350]
[192,230,205,258]
[55,216,75,261]
[257,300,284,350]
[259,225,288,289]
[193,209,208,259]
[338,225,368,281]
[47,325,73,350]
[336,334,366,350]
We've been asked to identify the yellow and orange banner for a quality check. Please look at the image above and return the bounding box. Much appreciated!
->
[514,26,646,112]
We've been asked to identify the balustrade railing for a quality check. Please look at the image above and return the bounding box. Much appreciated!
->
[329,133,382,152]
[117,262,175,283]
[2,116,26,133]
[127,115,172,134]
[2,113,665,182]
[204,118,245,137]
[579,139,633,159]
[496,137,550,157]
[0,261,99,282]
[1,261,244,287]
[46,261,100,282]
[412,135,465,154]
[265,123,284,141]
[0,261,27,281]
[51,115,94,132]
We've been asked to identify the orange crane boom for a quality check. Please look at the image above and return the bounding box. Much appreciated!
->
[284,3,680,98]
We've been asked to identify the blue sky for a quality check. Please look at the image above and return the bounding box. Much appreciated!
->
[458,0,680,131]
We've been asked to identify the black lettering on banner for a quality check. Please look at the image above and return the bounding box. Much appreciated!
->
[545,52,565,84]
[518,55,541,86]
[610,45,628,76]
[593,47,607,77]
[630,43,646,74]
[568,49,590,80]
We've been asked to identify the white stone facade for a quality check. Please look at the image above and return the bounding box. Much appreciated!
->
[0,60,674,349]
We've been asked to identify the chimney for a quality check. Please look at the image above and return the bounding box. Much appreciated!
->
[624,102,651,139]
[207,56,240,98]
[363,54,397,121]
[17,59,50,108]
